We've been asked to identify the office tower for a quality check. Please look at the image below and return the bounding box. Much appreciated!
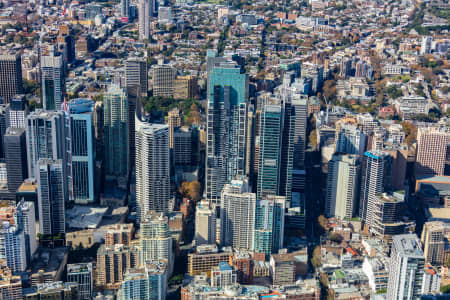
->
[291,97,308,169]
[152,65,176,97]
[135,120,170,220]
[96,244,141,289]
[0,53,22,103]
[168,107,181,149]
[140,213,173,274]
[15,201,37,267]
[195,201,216,246]
[0,260,22,300]
[8,94,28,128]
[254,195,286,256]
[158,6,172,24]
[173,126,192,166]
[35,159,66,236]
[387,234,425,300]
[359,151,391,227]
[421,221,449,266]
[0,106,7,158]
[415,126,450,177]
[67,263,93,300]
[126,57,148,97]
[104,84,128,179]
[68,99,95,204]
[93,101,104,160]
[4,127,28,194]
[41,52,65,110]
[421,36,433,55]
[121,0,130,17]
[245,105,255,178]
[26,110,72,199]
[371,193,412,236]
[174,75,197,100]
[257,104,282,199]
[127,86,139,171]
[278,99,295,204]
[336,124,367,156]
[139,0,153,40]
[206,61,248,205]
[326,154,360,220]
[0,222,26,273]
[118,262,167,300]
[220,178,256,250]
[105,224,134,246]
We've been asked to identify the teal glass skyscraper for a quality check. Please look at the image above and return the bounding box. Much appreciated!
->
[104,84,128,180]
[69,99,95,204]
[206,59,248,206]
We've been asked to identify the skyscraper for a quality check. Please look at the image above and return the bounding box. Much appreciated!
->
[67,263,93,300]
[387,234,425,300]
[359,151,391,227]
[135,119,170,220]
[26,110,72,199]
[415,126,450,177]
[118,262,167,300]
[41,52,65,110]
[195,201,216,246]
[4,127,28,194]
[15,200,37,267]
[152,65,176,98]
[139,0,153,40]
[68,99,95,204]
[291,97,308,169]
[35,159,66,236]
[168,107,181,149]
[8,94,28,128]
[104,84,128,179]
[335,124,367,156]
[326,154,360,220]
[220,177,255,250]
[0,53,22,103]
[206,61,248,206]
[126,57,148,97]
[421,221,449,266]
[121,0,130,18]
[140,212,173,274]
[257,104,282,199]
[254,195,286,256]
[0,222,26,273]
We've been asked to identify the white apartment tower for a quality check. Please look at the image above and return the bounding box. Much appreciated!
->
[195,201,216,246]
[220,177,256,250]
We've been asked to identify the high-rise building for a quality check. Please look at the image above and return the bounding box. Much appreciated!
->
[140,212,173,275]
[211,262,237,288]
[35,159,66,236]
[67,263,93,300]
[257,104,282,199]
[0,259,22,300]
[126,57,148,97]
[168,107,181,149]
[152,65,176,98]
[291,97,308,169]
[220,177,255,250]
[335,124,367,156]
[326,154,360,220]
[371,193,412,237]
[254,195,286,256]
[69,99,95,204]
[0,222,25,273]
[96,244,141,289]
[135,119,170,220]
[173,75,197,100]
[93,101,104,160]
[121,0,130,17]
[387,234,425,300]
[359,151,391,227]
[0,105,7,159]
[195,201,216,246]
[104,84,128,179]
[117,262,167,300]
[0,53,23,103]
[206,61,248,206]
[127,86,139,173]
[15,200,37,266]
[173,126,192,166]
[415,126,450,177]
[41,52,65,110]
[139,0,153,40]
[421,36,433,55]
[421,221,449,266]
[26,110,72,199]
[4,127,28,194]
[8,94,28,128]
[105,224,134,246]
[158,6,172,24]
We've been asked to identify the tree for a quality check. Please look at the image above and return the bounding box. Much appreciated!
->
[386,85,403,99]
[309,130,318,149]
[329,232,343,243]
[401,121,417,146]
[441,284,450,294]
[323,80,336,101]
[311,246,322,269]
[188,103,201,125]
[318,215,328,231]
[179,180,201,202]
